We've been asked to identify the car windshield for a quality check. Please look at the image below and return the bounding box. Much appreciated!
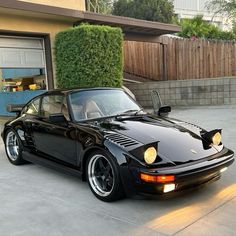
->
[69,89,142,121]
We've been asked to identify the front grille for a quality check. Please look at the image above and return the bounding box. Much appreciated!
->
[105,133,142,148]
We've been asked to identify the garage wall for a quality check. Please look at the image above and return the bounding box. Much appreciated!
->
[127,77,236,107]
[18,0,86,11]
[0,13,73,87]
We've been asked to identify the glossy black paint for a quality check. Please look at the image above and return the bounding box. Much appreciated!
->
[1,88,234,196]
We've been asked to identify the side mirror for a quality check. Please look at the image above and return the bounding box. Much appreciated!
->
[49,113,67,123]
[151,90,171,116]
[158,106,171,116]
[151,90,162,113]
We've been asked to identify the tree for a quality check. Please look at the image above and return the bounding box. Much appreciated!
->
[177,15,236,40]
[206,0,236,19]
[87,0,114,14]
[233,21,236,34]
[112,0,175,23]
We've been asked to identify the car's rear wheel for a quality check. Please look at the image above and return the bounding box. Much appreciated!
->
[86,151,124,202]
[4,129,26,165]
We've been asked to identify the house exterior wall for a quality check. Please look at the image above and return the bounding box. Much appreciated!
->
[0,13,72,44]
[173,0,232,30]
[0,13,73,87]
[0,0,86,87]
[18,0,86,10]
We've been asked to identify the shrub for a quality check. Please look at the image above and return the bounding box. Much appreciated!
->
[112,0,175,23]
[177,15,236,40]
[55,24,123,89]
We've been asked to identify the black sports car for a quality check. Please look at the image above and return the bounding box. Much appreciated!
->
[1,88,234,202]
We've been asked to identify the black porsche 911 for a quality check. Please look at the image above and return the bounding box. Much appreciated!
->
[1,88,234,201]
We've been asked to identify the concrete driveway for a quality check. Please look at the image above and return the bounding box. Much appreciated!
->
[0,106,235,236]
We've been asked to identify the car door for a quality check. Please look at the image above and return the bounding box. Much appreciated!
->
[21,97,41,149]
[31,94,77,165]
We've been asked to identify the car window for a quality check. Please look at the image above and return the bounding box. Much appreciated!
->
[40,95,64,118]
[25,98,40,115]
[70,89,141,121]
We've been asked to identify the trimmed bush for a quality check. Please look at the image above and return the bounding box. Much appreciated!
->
[55,24,123,88]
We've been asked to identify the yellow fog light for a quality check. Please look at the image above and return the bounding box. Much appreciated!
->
[163,184,176,193]
[144,147,157,164]
[212,132,222,146]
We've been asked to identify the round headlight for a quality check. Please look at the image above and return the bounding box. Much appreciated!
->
[212,132,221,146]
[144,147,157,164]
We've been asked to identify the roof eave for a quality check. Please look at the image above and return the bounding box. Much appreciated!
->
[0,0,181,39]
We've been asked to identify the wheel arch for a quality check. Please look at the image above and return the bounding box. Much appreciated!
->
[81,142,137,198]
[81,141,129,181]
[2,126,13,142]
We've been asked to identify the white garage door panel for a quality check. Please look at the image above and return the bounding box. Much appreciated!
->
[2,49,21,64]
[0,48,45,68]
[0,37,45,68]
[0,37,43,49]
[24,50,45,68]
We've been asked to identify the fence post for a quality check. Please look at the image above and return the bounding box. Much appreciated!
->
[161,43,167,80]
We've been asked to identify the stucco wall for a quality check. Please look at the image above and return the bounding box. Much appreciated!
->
[18,0,86,10]
[127,77,236,107]
[0,13,72,42]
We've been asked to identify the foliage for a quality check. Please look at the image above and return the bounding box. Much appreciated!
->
[233,21,236,34]
[206,0,236,19]
[112,0,175,23]
[177,15,236,40]
[87,0,114,14]
[55,24,123,89]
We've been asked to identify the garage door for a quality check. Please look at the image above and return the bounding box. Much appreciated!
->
[0,36,45,68]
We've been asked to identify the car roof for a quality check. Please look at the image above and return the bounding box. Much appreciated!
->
[42,87,123,96]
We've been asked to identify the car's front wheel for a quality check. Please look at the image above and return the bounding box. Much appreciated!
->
[86,151,124,202]
[4,129,26,165]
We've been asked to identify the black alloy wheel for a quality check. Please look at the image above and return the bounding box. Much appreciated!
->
[86,150,124,202]
[4,129,26,165]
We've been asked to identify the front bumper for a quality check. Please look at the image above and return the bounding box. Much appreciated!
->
[128,148,234,195]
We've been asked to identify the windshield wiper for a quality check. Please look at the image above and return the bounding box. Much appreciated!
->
[134,108,145,115]
[115,109,145,118]
[121,109,139,114]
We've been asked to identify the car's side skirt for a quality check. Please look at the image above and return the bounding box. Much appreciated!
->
[22,151,82,178]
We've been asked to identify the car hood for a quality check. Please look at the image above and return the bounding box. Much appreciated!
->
[99,115,223,166]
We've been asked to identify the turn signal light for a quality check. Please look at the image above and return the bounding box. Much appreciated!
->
[140,173,175,183]
[156,175,175,183]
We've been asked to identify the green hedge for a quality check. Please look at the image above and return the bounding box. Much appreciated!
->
[55,24,123,89]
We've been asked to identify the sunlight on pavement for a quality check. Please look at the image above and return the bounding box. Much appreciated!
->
[144,184,236,235]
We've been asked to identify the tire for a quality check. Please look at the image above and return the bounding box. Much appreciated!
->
[86,150,125,202]
[4,129,26,165]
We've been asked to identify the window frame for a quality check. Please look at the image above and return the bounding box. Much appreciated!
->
[22,97,41,117]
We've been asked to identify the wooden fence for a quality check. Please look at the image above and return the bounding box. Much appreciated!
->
[123,37,236,81]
